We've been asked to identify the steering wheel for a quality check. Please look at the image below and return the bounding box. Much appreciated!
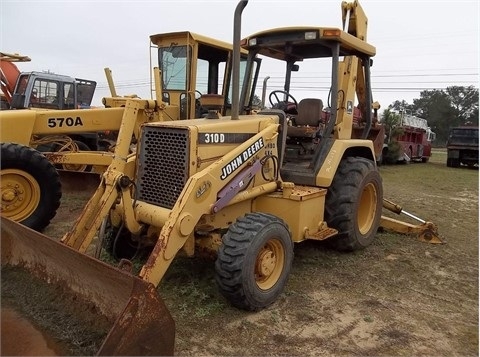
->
[268,90,298,110]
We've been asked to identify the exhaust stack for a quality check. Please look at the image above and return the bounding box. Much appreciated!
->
[231,0,249,120]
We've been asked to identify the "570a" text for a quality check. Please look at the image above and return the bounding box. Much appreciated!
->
[47,117,84,128]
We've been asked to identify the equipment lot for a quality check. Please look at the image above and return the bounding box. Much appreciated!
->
[44,148,478,356]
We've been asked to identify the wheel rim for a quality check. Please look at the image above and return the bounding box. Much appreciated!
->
[1,169,41,222]
[255,239,285,290]
[58,142,88,172]
[357,182,378,235]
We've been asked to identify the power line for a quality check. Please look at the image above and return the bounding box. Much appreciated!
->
[94,68,479,93]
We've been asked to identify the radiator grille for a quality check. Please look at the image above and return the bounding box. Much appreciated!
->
[136,126,189,209]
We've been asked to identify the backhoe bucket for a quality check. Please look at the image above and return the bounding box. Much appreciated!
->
[1,217,175,356]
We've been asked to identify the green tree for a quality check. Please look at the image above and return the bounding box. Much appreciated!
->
[445,86,479,126]
[389,86,478,145]
[389,100,413,113]
[412,89,457,144]
[251,94,262,107]
[382,108,404,163]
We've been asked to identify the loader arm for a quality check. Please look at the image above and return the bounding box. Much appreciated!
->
[61,99,155,251]
[138,121,281,286]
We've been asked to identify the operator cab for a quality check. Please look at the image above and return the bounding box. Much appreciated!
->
[240,26,376,185]
[10,72,96,110]
[150,31,261,120]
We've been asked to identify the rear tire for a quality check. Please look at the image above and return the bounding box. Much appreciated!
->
[447,158,460,167]
[215,213,293,311]
[325,157,383,251]
[1,143,61,231]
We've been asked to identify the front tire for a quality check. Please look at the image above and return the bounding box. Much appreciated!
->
[325,157,383,251]
[215,213,293,311]
[1,143,61,231]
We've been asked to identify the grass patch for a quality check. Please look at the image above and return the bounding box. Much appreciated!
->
[159,256,228,320]
[380,160,478,203]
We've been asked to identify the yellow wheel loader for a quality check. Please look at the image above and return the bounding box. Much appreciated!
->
[0,31,259,231]
[1,0,441,354]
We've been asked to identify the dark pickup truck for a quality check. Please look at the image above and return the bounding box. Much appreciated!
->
[446,126,479,167]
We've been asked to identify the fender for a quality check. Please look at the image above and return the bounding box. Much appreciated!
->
[0,109,37,145]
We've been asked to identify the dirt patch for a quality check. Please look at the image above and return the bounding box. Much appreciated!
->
[1,266,109,356]
[37,151,479,356]
[1,307,60,356]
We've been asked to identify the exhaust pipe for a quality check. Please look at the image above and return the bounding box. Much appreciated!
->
[231,0,249,120]
[261,76,271,109]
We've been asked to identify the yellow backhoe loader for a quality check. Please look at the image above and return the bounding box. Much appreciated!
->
[1,31,259,231]
[1,0,442,355]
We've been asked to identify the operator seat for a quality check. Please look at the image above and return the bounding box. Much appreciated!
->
[287,98,323,138]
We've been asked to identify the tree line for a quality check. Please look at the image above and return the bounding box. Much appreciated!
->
[386,86,479,145]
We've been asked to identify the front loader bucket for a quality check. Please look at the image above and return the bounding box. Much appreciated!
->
[1,217,175,356]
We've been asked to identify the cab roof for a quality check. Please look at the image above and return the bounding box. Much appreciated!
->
[150,31,249,57]
[241,26,376,61]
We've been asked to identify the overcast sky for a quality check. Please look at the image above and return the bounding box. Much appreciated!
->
[1,0,478,110]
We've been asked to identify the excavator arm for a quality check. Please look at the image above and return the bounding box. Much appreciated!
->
[0,51,31,104]
[342,0,368,41]
[333,1,376,141]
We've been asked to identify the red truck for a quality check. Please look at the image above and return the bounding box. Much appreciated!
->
[384,113,436,163]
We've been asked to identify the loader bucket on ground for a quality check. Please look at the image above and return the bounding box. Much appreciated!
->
[58,170,101,194]
[0,216,175,356]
